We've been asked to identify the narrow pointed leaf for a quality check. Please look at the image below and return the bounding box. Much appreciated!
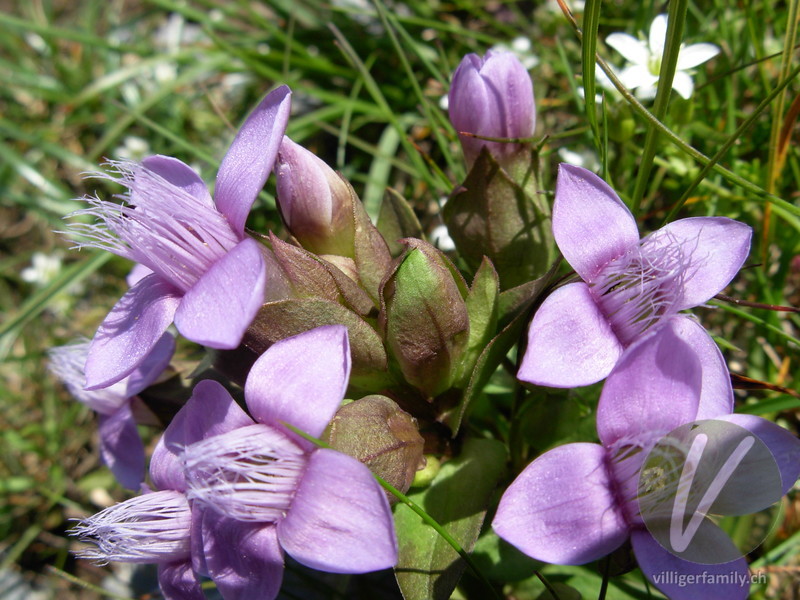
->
[394,439,506,600]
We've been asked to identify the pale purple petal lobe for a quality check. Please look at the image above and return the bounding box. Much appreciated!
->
[157,560,206,600]
[174,238,267,349]
[124,332,175,397]
[97,404,144,490]
[141,155,213,207]
[245,325,351,438]
[215,85,292,235]
[85,274,181,390]
[553,164,640,282]
[719,414,800,494]
[278,448,397,573]
[644,217,751,310]
[203,514,284,600]
[518,282,624,387]
[598,318,703,446]
[493,443,628,565]
[150,380,254,492]
[631,530,749,600]
[674,317,733,419]
[126,263,153,287]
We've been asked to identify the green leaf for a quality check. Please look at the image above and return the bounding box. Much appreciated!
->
[470,531,542,583]
[394,438,507,600]
[455,257,499,387]
[447,264,557,435]
[377,187,424,257]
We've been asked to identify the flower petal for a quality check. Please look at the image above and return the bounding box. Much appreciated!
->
[671,70,695,100]
[245,325,351,439]
[518,282,624,388]
[648,15,668,58]
[553,164,640,282]
[631,529,749,600]
[493,443,628,565]
[202,514,284,600]
[718,414,800,494]
[676,318,733,419]
[97,404,144,490]
[124,332,175,397]
[214,85,292,235]
[173,237,267,349]
[677,43,720,69]
[597,318,703,446]
[278,448,397,573]
[140,155,213,207]
[606,33,650,66]
[85,274,181,390]
[126,263,153,287]
[618,65,659,91]
[157,560,206,600]
[642,217,751,310]
[150,379,253,492]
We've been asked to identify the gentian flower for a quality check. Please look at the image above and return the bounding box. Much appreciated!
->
[68,85,292,390]
[157,325,398,599]
[448,50,535,168]
[49,334,174,489]
[495,318,800,600]
[72,418,205,600]
[518,164,751,388]
[606,14,720,100]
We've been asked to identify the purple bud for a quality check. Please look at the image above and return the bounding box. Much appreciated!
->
[448,51,536,167]
[275,136,356,256]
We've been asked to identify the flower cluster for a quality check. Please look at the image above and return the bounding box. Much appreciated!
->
[52,25,800,600]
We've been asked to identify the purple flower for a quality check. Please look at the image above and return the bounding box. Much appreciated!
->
[448,50,536,167]
[68,86,292,390]
[48,334,174,489]
[494,318,800,600]
[154,325,398,599]
[72,431,205,600]
[518,164,752,387]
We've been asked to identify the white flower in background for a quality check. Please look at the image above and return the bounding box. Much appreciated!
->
[21,251,63,286]
[557,147,600,172]
[491,37,539,70]
[114,136,151,161]
[606,14,719,100]
[430,224,456,252]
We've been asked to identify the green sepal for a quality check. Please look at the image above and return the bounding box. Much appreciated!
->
[378,187,424,257]
[454,257,499,387]
[245,298,392,390]
[444,148,553,290]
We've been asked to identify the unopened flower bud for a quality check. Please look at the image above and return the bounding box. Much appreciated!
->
[326,395,425,499]
[381,239,469,397]
[275,136,356,256]
[448,51,536,168]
